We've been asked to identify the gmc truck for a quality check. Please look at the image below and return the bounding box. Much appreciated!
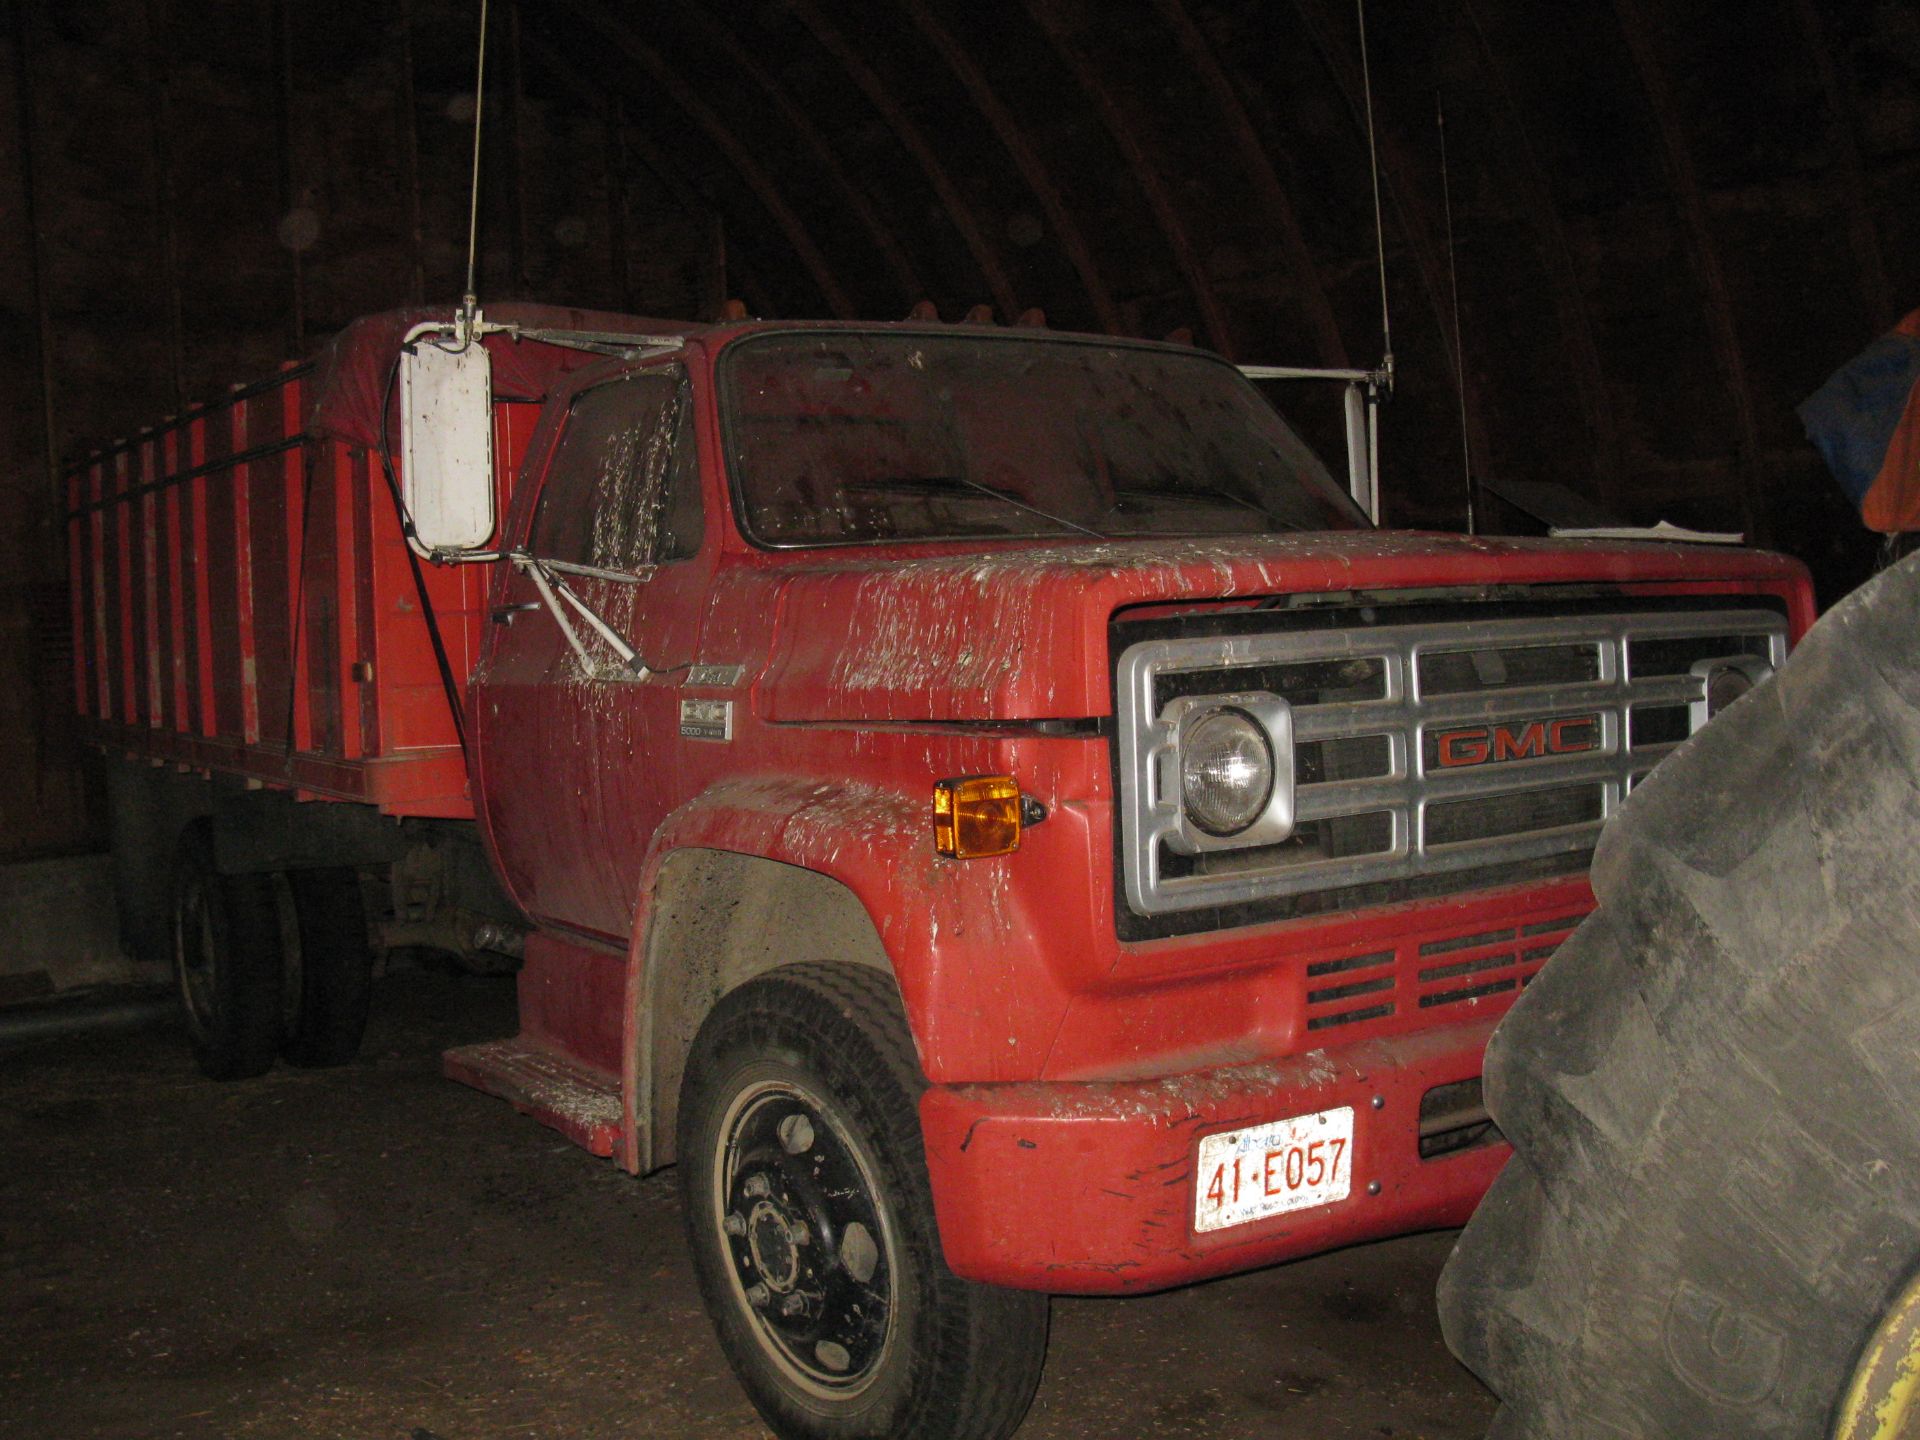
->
[70,302,1813,1440]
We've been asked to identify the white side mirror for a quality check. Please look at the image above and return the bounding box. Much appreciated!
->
[399,330,495,552]
[1342,379,1379,525]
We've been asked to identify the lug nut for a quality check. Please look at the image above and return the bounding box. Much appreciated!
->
[779,1114,817,1154]
[780,1293,806,1317]
[790,1221,811,1247]
[745,1283,770,1309]
[743,1173,771,1199]
[723,1212,747,1237]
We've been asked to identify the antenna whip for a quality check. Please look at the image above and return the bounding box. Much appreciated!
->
[1438,91,1475,535]
[461,0,490,330]
[1357,0,1392,387]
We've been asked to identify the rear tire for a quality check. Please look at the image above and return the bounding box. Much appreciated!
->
[171,821,283,1081]
[279,866,375,1068]
[678,963,1049,1440]
[1438,554,1920,1438]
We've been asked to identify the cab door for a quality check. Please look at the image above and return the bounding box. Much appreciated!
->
[472,363,711,941]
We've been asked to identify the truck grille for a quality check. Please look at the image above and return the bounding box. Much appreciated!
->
[1303,914,1579,1034]
[1115,608,1788,919]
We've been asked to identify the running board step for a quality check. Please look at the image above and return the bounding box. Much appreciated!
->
[443,1037,624,1161]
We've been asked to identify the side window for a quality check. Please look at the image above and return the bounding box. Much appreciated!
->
[530,371,703,569]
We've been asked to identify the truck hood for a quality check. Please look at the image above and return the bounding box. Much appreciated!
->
[755,531,1809,723]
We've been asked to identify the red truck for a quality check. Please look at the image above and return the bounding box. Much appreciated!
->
[71,302,1813,1440]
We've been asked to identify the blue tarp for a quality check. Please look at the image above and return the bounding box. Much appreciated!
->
[1798,308,1920,533]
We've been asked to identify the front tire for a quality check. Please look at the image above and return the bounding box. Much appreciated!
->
[678,963,1048,1440]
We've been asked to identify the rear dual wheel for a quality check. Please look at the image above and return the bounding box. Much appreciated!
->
[679,963,1049,1440]
[171,821,373,1080]
[278,866,375,1068]
[172,821,282,1080]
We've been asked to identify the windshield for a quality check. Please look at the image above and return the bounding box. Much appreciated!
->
[719,331,1368,548]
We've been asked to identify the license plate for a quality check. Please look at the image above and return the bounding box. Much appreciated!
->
[1193,1105,1355,1233]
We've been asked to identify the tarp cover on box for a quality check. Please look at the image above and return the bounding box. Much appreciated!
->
[306,304,689,452]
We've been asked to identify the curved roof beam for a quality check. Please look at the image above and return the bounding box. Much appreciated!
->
[1289,0,1493,483]
[1150,0,1348,367]
[1025,0,1237,358]
[522,36,777,318]
[672,0,925,311]
[1460,0,1620,503]
[1611,0,1761,534]
[1789,0,1895,328]
[901,0,1121,335]
[558,0,857,318]
[785,0,1021,321]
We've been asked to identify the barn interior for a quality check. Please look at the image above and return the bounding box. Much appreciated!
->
[2,3,1915,1437]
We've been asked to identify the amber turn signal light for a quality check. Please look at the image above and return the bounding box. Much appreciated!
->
[932,776,1024,859]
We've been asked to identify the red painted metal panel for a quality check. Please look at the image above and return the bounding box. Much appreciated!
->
[139,436,162,726]
[754,533,1814,726]
[67,467,86,715]
[333,447,365,760]
[66,349,501,816]
[231,393,262,746]
[188,417,216,738]
[115,450,136,724]
[202,408,242,739]
[517,931,626,1075]
[304,441,343,759]
[281,381,314,757]
[161,422,185,725]
[245,396,287,754]
[88,459,109,719]
[921,1019,1504,1294]
[164,428,189,732]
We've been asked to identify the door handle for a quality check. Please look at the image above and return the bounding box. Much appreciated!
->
[490,601,541,625]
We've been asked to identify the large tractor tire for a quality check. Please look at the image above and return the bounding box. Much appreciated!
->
[1437,553,1920,1439]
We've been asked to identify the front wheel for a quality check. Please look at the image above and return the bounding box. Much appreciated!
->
[678,963,1048,1440]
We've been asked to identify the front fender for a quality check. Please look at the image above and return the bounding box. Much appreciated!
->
[633,775,1073,1087]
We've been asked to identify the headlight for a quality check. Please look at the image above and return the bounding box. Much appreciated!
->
[1689,656,1774,733]
[1180,707,1276,837]
[1705,665,1755,715]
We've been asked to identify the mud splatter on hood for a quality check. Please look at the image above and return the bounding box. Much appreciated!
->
[753,531,1805,723]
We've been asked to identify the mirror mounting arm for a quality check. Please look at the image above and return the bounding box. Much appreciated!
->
[509,550,652,682]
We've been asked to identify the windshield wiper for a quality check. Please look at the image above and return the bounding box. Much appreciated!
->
[856,475,1106,540]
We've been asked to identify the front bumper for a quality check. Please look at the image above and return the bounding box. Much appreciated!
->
[919,1018,1504,1294]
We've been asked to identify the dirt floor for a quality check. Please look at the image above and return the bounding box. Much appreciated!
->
[1,966,1498,1440]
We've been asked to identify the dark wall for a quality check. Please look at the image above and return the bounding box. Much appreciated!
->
[2,0,1914,858]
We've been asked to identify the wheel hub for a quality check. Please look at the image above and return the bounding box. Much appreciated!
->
[718,1085,895,1394]
[747,1199,803,1293]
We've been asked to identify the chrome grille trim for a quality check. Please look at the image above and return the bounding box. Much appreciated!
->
[1117,608,1788,916]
